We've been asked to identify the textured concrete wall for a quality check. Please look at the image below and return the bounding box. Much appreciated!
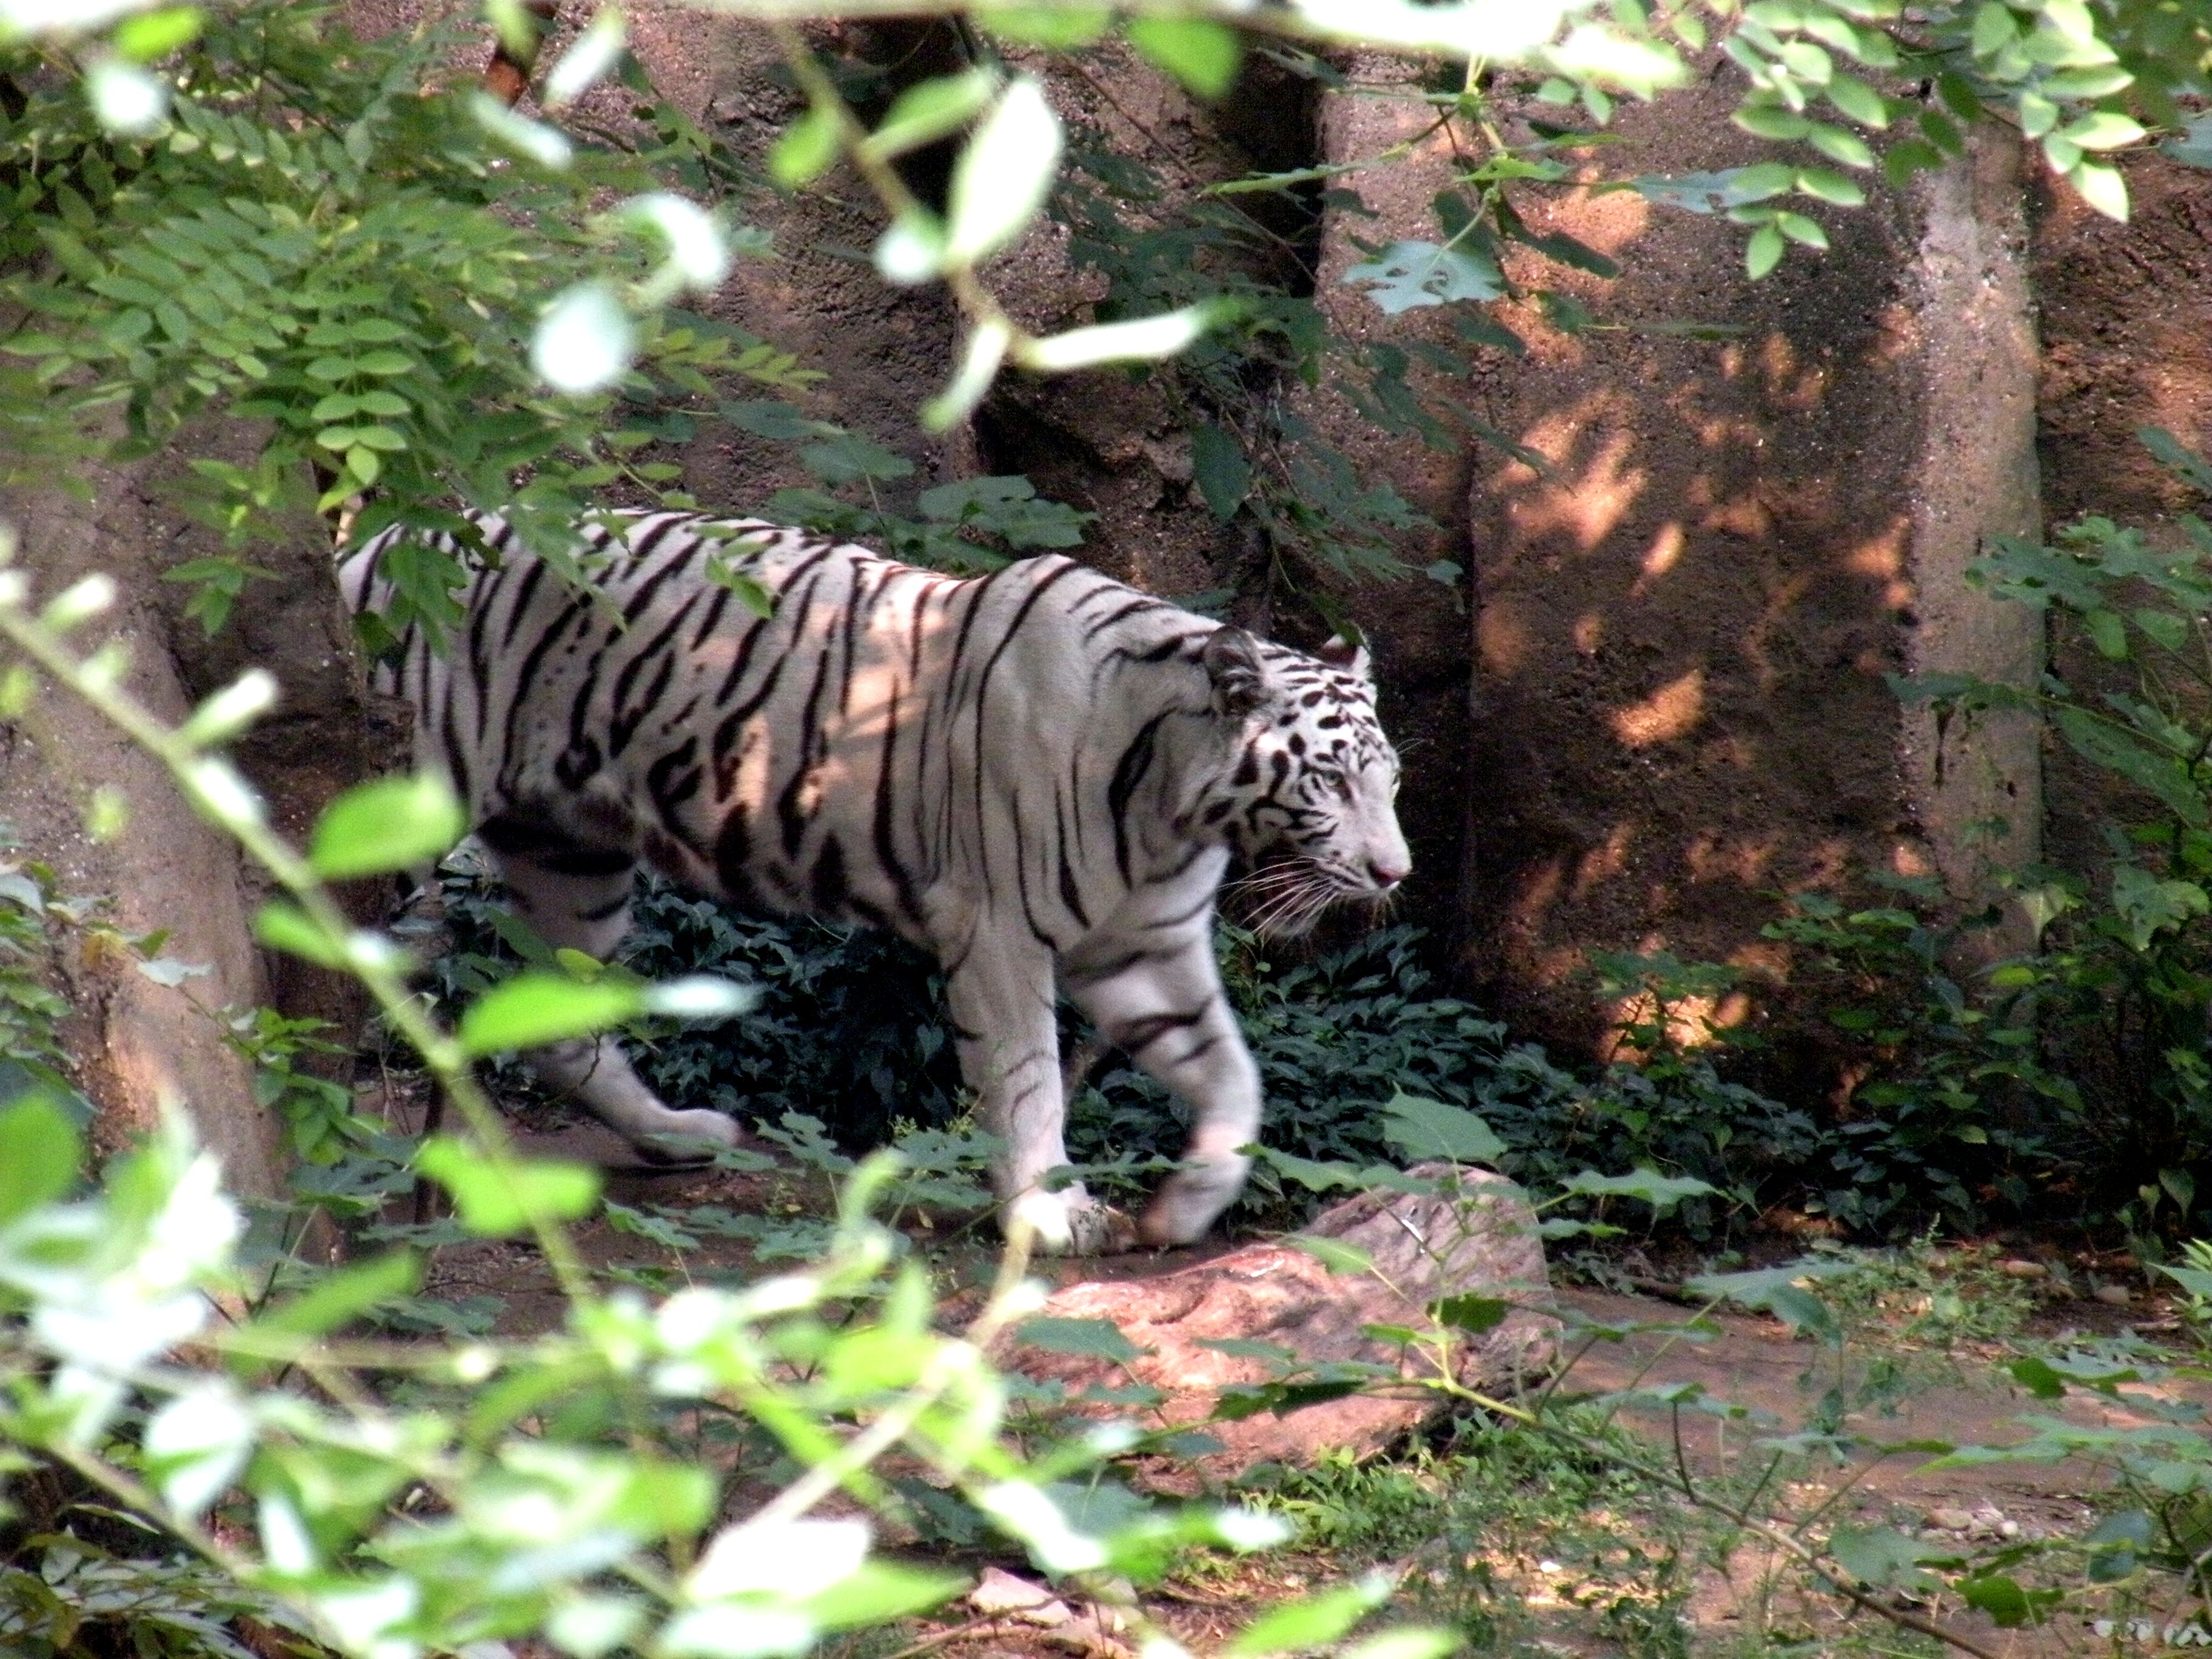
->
[1315,78,2048,1065]
[2033,153,2212,883]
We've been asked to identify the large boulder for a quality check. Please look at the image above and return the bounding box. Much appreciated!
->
[1008,1167,1555,1476]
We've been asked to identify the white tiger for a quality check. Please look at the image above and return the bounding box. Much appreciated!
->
[340,509,1410,1252]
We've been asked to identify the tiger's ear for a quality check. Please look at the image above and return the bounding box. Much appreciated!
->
[1316,632,1372,680]
[1203,626,1272,719]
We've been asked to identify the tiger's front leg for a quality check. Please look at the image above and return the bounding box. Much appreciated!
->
[943,936,1122,1254]
[1062,913,1261,1247]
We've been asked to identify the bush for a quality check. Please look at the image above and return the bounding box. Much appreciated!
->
[434,863,1829,1238]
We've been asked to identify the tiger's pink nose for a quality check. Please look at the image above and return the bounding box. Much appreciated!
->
[1368,858,1409,888]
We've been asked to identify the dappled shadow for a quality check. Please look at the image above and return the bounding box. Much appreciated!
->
[1460,85,2039,1085]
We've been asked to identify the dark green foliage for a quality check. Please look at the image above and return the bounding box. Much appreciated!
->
[435,859,1828,1236]
[0,848,80,1118]
[1891,431,2212,1239]
[1752,891,2059,1233]
[1,0,796,627]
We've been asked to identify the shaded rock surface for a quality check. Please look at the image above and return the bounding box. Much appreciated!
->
[1010,1167,1554,1474]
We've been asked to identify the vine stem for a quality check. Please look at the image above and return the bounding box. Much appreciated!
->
[0,562,592,1302]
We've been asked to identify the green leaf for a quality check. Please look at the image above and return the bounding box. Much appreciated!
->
[458,971,648,1057]
[1378,1093,1506,1164]
[2086,606,2128,659]
[1774,210,1829,249]
[2164,112,2212,169]
[1630,166,1790,213]
[253,900,347,970]
[309,773,466,880]
[804,1562,965,1628]
[1430,1293,1509,1335]
[945,76,1063,266]
[1966,1573,2060,1627]
[2140,425,2212,492]
[0,1095,81,1225]
[1827,1524,1946,1590]
[1558,1168,1717,1213]
[1284,1235,1375,1276]
[2111,865,2208,951]
[862,69,996,161]
[114,7,203,61]
[1822,75,1888,129]
[769,103,841,189]
[2007,1355,2068,1399]
[2085,1509,2154,1550]
[255,1252,420,1339]
[1341,239,1502,313]
[2054,706,2206,825]
[1805,129,1875,171]
[2070,159,2130,221]
[1227,1571,1393,1657]
[2133,606,2188,651]
[1127,17,1242,100]
[1016,1316,1145,1362]
[2059,112,2146,151]
[1190,423,1252,520]
[417,1136,602,1235]
[975,5,1111,47]
[1795,164,1866,204]
[1746,222,1785,278]
[1734,106,1811,141]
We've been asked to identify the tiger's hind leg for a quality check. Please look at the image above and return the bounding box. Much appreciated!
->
[478,814,739,1157]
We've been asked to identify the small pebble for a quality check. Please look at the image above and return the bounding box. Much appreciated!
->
[2094,1284,2134,1307]
[1928,1507,1973,1531]
[970,1566,1058,1617]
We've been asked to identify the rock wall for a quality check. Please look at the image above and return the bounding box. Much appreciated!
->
[2033,152,2212,883]
[0,454,289,1193]
[1359,85,2044,1067]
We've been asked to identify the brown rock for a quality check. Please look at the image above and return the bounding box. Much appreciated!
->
[1008,1167,1554,1475]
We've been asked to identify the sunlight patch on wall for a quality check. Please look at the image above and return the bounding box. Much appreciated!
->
[1684,828,1781,886]
[1604,986,1752,1059]
[1504,411,1646,552]
[1628,521,1684,601]
[1571,820,1635,899]
[1477,598,1532,677]
[1610,667,1705,748]
[1844,517,1915,611]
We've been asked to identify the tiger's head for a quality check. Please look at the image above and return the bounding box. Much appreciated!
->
[1193,626,1410,936]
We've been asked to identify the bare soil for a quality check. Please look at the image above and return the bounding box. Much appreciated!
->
[376,1104,2212,1659]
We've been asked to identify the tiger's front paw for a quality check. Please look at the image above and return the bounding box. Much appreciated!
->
[633,1109,743,1165]
[1005,1185,1135,1255]
[1135,1151,1251,1247]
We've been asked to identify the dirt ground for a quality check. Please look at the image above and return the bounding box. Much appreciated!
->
[380,1103,2212,1659]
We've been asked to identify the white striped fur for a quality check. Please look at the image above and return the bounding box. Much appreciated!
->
[340,509,1410,1251]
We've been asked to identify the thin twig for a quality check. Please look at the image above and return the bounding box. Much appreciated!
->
[878,1612,1007,1659]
